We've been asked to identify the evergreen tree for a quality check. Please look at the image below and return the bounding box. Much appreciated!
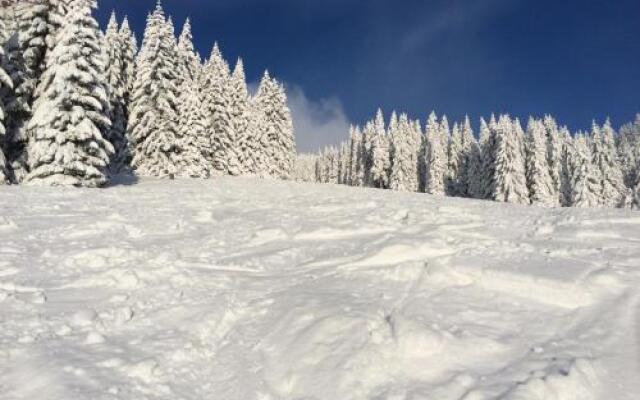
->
[175,77,210,178]
[254,71,295,179]
[103,11,128,172]
[201,43,232,175]
[460,117,481,198]
[348,125,363,186]
[114,16,137,171]
[569,134,600,208]
[487,115,529,204]
[0,17,12,183]
[592,120,627,207]
[474,117,493,199]
[618,115,640,188]
[525,118,556,206]
[559,127,574,206]
[446,122,463,196]
[119,16,137,102]
[227,58,250,175]
[423,111,446,195]
[543,115,563,204]
[25,1,113,187]
[368,110,390,189]
[177,18,200,84]
[389,113,415,192]
[632,167,640,210]
[128,2,181,177]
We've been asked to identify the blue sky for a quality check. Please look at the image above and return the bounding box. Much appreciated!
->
[96,0,640,152]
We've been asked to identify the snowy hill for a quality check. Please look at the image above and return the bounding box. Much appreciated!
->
[0,178,639,400]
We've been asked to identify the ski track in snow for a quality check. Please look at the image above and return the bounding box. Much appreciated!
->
[0,177,639,400]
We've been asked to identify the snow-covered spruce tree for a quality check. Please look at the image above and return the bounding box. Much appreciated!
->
[25,1,113,187]
[543,115,563,204]
[458,116,479,198]
[569,133,600,208]
[254,72,296,179]
[3,1,50,180]
[472,117,493,199]
[410,119,423,192]
[129,3,181,177]
[112,16,137,171]
[389,113,416,192]
[175,77,210,178]
[361,120,375,186]
[525,118,556,206]
[177,18,201,84]
[618,115,640,189]
[119,16,137,103]
[201,43,232,175]
[348,125,363,186]
[486,115,529,204]
[592,119,627,208]
[632,166,640,210]
[559,127,574,206]
[338,142,350,185]
[423,111,446,195]
[446,122,463,196]
[369,112,391,189]
[103,11,128,172]
[226,58,251,175]
[0,18,13,183]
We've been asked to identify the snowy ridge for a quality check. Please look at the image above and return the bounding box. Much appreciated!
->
[0,178,639,399]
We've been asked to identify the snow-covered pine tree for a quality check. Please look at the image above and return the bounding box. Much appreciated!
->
[410,119,422,192]
[2,1,51,181]
[460,116,481,198]
[618,115,640,189]
[525,118,556,206]
[423,111,446,195]
[632,164,640,210]
[25,0,113,187]
[226,58,251,175]
[0,17,12,183]
[253,71,295,179]
[361,119,375,186]
[103,11,128,172]
[177,18,201,84]
[113,16,137,171]
[543,115,563,205]
[473,117,493,199]
[446,122,463,196]
[368,110,390,189]
[559,127,574,206]
[175,77,210,178]
[389,113,415,192]
[338,142,350,185]
[569,133,600,208]
[119,17,137,102]
[129,2,181,177]
[348,125,362,186]
[201,43,232,175]
[486,115,529,204]
[592,119,627,207]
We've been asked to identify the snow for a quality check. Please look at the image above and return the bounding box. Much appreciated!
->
[0,177,639,399]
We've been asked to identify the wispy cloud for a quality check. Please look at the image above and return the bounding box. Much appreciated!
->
[285,85,351,153]
[400,0,517,53]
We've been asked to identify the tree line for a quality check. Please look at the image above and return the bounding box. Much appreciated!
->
[0,0,296,187]
[306,110,640,209]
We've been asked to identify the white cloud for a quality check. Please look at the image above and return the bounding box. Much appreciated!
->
[285,85,351,153]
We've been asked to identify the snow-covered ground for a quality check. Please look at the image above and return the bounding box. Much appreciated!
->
[0,178,639,400]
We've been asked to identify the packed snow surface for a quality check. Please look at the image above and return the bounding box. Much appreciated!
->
[1,177,639,400]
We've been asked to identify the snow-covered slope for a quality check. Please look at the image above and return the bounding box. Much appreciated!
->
[0,178,639,400]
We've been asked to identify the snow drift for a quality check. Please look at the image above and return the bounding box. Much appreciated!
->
[0,178,638,399]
